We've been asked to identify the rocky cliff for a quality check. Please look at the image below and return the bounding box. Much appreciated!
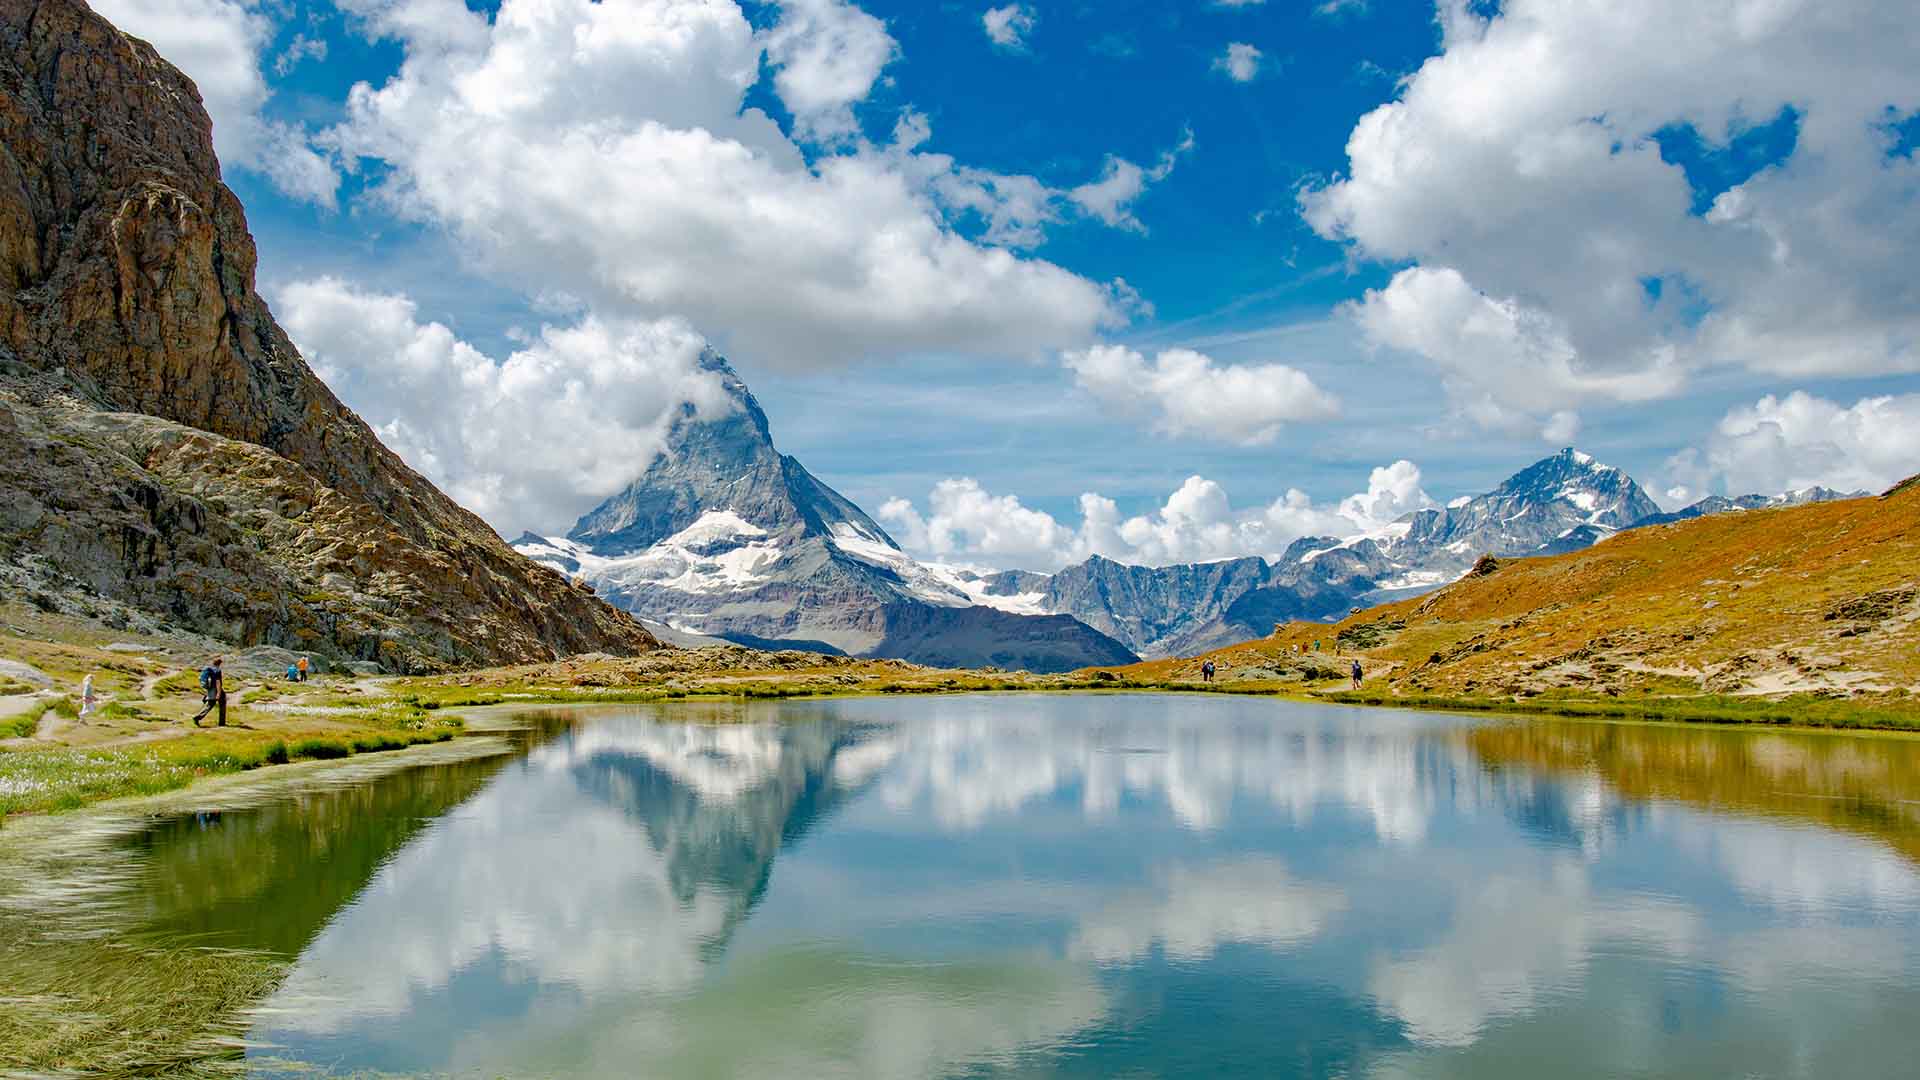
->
[0,0,657,671]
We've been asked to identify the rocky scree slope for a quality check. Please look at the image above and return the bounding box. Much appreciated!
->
[1139,477,1917,700]
[0,0,656,671]
[516,354,1136,673]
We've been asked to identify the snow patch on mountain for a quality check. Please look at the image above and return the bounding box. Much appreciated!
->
[520,512,787,597]
[922,566,1051,616]
[674,510,767,546]
[823,526,1055,616]
[825,524,975,608]
[1559,487,1598,513]
[1375,569,1450,591]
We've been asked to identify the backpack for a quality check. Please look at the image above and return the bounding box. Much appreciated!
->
[199,666,217,691]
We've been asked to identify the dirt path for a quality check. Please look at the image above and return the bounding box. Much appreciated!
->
[139,670,172,701]
[0,691,47,723]
[115,726,196,746]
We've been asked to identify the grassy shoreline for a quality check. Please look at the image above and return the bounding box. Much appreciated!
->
[12,676,1920,824]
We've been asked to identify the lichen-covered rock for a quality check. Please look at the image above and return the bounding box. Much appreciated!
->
[0,0,657,671]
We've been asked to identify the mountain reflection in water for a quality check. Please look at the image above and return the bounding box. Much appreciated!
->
[123,694,1918,1078]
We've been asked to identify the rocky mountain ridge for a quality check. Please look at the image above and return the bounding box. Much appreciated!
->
[1636,486,1869,528]
[516,355,1136,673]
[0,0,657,671]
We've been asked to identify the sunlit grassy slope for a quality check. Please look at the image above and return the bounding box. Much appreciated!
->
[1113,476,1919,707]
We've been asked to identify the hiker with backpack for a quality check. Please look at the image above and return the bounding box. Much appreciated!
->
[1201,659,1215,683]
[1350,659,1363,691]
[192,657,226,727]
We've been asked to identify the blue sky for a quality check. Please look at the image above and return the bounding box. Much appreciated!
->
[96,0,1920,568]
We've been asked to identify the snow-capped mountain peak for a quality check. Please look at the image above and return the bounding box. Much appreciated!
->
[511,352,1137,671]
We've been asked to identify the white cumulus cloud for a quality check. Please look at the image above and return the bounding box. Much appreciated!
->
[1063,344,1339,445]
[760,0,897,142]
[1067,130,1195,233]
[1662,391,1920,503]
[273,32,328,77]
[275,277,733,538]
[91,0,339,206]
[1305,0,1920,430]
[1215,42,1262,83]
[1346,269,1682,438]
[324,0,1134,370]
[876,480,1080,568]
[981,4,1036,49]
[880,461,1434,571]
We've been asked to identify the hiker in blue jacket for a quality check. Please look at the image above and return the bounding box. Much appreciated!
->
[192,657,227,727]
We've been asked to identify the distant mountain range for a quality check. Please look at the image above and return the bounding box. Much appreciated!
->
[518,360,1868,666]
[971,451,1863,658]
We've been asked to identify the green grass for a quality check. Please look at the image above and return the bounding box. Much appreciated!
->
[4,711,39,739]
[0,714,464,817]
[0,748,207,814]
[286,738,351,760]
[95,700,148,721]
[150,670,202,697]
[0,676,34,696]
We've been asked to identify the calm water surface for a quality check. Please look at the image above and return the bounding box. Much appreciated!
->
[120,694,1920,1077]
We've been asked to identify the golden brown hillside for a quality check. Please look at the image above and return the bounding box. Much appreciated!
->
[1115,477,1920,703]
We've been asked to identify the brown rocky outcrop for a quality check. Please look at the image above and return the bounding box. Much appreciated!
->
[0,0,658,670]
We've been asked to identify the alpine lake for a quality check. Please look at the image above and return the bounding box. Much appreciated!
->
[24,692,1920,1077]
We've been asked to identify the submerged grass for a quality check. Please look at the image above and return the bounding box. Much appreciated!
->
[0,920,282,1078]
